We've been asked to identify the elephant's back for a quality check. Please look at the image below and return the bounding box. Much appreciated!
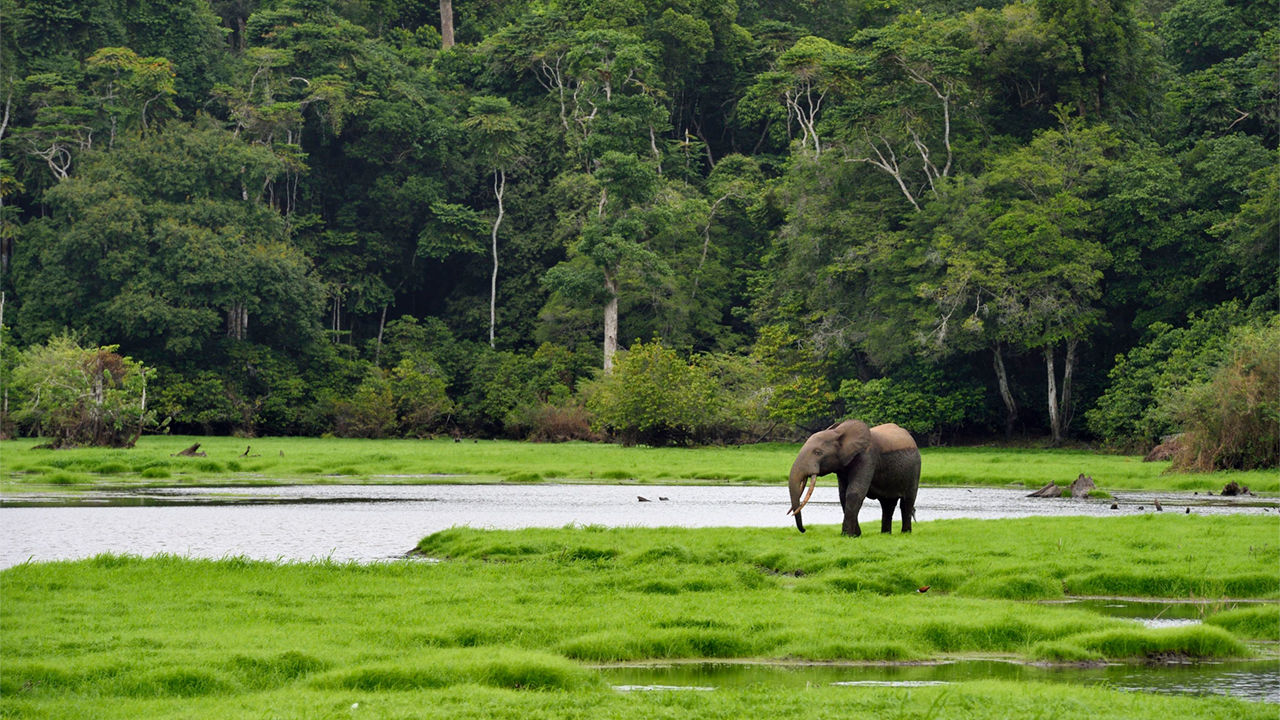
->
[870,423,916,453]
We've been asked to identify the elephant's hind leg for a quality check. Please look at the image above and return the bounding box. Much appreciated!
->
[879,498,898,533]
[899,494,916,533]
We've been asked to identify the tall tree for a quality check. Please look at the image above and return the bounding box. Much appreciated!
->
[463,95,524,347]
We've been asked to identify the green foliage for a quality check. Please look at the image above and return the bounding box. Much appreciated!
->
[584,340,718,445]
[839,364,984,442]
[1085,302,1257,449]
[1170,321,1280,471]
[750,325,834,427]
[0,0,1273,447]
[9,335,157,448]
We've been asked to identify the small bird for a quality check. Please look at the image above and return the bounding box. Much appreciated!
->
[1185,507,1191,514]
[638,496,651,502]
[1154,499,1163,511]
[658,496,669,501]
[1138,506,1144,511]
[1110,503,1119,510]
[917,585,930,593]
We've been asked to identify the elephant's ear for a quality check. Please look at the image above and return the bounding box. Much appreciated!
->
[834,420,872,466]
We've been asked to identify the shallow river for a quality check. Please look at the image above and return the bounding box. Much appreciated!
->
[2,484,1274,568]
[2,484,1277,703]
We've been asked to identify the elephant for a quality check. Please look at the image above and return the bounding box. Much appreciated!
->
[787,420,921,536]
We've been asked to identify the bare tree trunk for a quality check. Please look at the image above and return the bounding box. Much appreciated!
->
[227,303,248,340]
[603,270,618,373]
[489,169,505,348]
[439,0,454,48]
[1061,338,1077,434]
[374,304,388,364]
[1045,346,1061,444]
[992,343,1017,438]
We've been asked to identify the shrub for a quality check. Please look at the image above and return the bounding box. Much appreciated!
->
[838,363,983,444]
[511,401,595,442]
[10,335,157,448]
[1171,322,1279,471]
[1085,302,1250,449]
[584,340,718,445]
[326,369,397,438]
[388,356,453,437]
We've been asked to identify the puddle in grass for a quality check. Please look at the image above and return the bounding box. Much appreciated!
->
[601,658,1280,703]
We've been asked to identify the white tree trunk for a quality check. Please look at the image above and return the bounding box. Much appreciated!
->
[489,169,505,348]
[1045,345,1060,444]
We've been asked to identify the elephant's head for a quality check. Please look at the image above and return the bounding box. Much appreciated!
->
[787,420,872,532]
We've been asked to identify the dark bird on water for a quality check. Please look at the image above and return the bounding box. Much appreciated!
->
[1185,507,1191,514]
[1155,499,1163,511]
[638,496,651,502]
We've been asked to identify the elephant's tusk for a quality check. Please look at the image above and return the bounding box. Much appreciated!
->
[788,474,818,515]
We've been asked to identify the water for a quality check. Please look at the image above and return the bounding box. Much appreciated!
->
[602,658,1280,703]
[1,484,1273,568]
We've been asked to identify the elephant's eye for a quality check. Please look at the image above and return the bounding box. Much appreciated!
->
[812,449,823,456]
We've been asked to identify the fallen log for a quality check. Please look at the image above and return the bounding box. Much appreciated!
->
[1027,482,1060,498]
[172,442,206,457]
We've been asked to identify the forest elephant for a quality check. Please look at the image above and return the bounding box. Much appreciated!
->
[787,420,921,536]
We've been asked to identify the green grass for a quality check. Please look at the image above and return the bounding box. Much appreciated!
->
[3,679,1273,720]
[2,435,1275,493]
[2,517,1276,718]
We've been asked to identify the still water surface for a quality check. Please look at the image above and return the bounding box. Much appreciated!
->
[2,484,1273,568]
[603,657,1280,703]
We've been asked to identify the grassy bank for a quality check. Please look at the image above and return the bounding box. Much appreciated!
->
[3,435,1275,493]
[3,680,1274,720]
[3,516,1276,718]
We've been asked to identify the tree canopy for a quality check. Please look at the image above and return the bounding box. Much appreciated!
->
[1,0,1275,462]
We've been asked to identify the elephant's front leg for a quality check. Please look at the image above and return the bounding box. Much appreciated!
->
[840,479,866,537]
[878,498,898,534]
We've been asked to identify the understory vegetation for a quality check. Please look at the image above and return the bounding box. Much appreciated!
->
[2,517,1276,718]
[0,0,1276,466]
[2,435,1277,493]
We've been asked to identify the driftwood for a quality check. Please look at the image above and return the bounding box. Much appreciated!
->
[1069,474,1096,498]
[172,442,206,457]
[1029,474,1096,499]
[1027,482,1060,498]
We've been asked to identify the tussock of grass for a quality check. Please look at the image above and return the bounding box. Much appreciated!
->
[1205,604,1280,640]
[314,649,597,692]
[1032,625,1247,662]
[45,471,90,485]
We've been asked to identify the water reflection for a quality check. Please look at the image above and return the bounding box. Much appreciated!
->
[600,658,1280,703]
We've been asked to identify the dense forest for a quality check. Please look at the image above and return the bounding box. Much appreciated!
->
[0,0,1276,461]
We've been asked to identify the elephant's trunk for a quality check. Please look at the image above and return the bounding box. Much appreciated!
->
[787,468,817,533]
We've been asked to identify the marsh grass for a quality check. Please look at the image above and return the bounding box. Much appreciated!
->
[2,435,1276,492]
[2,517,1276,719]
[2,679,1273,720]
[1204,604,1280,639]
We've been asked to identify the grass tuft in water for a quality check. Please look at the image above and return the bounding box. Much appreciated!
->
[1205,604,1280,640]
[1033,625,1247,662]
